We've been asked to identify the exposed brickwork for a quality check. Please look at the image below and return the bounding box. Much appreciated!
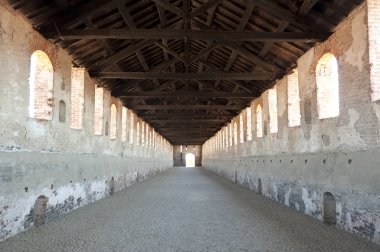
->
[70,67,84,129]
[268,88,278,133]
[29,50,54,120]
[287,70,301,127]
[368,0,380,101]
[316,53,340,119]
[94,86,104,135]
[121,107,128,142]
[110,104,117,140]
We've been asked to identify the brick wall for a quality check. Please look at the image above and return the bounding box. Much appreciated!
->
[70,67,84,129]
[202,3,380,245]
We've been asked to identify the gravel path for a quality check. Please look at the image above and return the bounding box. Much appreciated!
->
[1,167,379,252]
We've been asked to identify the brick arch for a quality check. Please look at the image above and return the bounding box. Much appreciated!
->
[27,36,59,71]
[29,50,54,120]
[309,38,344,75]
[315,53,340,119]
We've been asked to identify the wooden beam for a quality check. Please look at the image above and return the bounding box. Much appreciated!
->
[190,0,223,18]
[120,91,255,98]
[90,72,274,80]
[89,39,156,71]
[50,29,329,42]
[298,0,319,17]
[132,104,242,110]
[147,119,225,123]
[152,0,184,18]
[54,0,69,10]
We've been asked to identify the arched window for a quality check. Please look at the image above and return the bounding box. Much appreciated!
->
[256,104,263,138]
[268,88,278,133]
[239,114,244,143]
[29,50,54,120]
[136,121,140,145]
[110,104,117,140]
[288,70,301,127]
[121,107,128,142]
[233,122,238,145]
[129,112,134,144]
[70,67,85,129]
[316,53,339,119]
[229,124,233,147]
[141,122,145,146]
[94,86,103,135]
[58,100,66,123]
[246,107,252,141]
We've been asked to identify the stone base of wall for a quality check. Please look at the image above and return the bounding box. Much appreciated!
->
[203,150,380,245]
[0,151,172,241]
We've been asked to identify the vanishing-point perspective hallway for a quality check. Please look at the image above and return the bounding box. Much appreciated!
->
[0,167,378,252]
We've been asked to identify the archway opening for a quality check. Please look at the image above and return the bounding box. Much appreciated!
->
[185,153,195,167]
[323,192,337,225]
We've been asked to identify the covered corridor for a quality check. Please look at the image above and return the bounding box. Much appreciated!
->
[0,167,378,252]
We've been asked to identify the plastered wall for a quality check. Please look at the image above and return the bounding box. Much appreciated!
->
[203,3,380,245]
[0,2,173,241]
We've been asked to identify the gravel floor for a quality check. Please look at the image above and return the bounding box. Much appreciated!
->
[1,167,379,252]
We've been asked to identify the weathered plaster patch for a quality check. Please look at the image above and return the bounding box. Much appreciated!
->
[344,11,368,72]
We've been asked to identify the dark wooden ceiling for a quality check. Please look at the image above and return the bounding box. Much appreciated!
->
[10,0,363,145]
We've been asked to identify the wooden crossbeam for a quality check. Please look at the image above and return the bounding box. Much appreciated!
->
[132,104,242,110]
[91,72,274,80]
[298,0,319,17]
[152,0,185,18]
[190,0,224,18]
[49,29,329,42]
[120,91,255,98]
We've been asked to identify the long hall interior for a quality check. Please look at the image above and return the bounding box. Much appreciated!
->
[1,0,380,251]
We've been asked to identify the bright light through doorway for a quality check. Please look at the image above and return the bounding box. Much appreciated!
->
[185,153,195,167]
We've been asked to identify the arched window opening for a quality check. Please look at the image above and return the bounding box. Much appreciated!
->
[323,192,337,225]
[233,122,238,145]
[94,86,103,135]
[268,88,278,133]
[185,153,196,167]
[58,100,66,123]
[229,124,233,147]
[239,114,244,143]
[70,67,85,129]
[141,122,145,146]
[256,105,263,138]
[110,104,117,140]
[121,107,128,142]
[145,123,150,147]
[368,0,380,101]
[316,53,339,119]
[246,107,252,141]
[136,122,140,145]
[129,112,134,144]
[29,50,54,120]
[288,70,301,127]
